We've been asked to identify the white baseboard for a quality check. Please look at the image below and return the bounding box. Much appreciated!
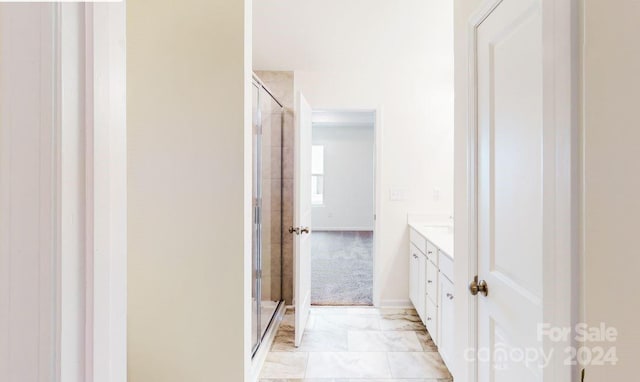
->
[378,299,413,309]
[250,303,287,382]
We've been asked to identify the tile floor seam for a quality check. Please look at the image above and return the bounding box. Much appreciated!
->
[385,349,394,379]
[302,351,309,379]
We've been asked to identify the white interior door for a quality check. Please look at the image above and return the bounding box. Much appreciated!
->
[294,92,312,347]
[476,0,546,381]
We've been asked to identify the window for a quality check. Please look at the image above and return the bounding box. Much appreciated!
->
[311,145,324,205]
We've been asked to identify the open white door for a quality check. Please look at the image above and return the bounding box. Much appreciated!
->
[471,0,575,380]
[293,92,312,347]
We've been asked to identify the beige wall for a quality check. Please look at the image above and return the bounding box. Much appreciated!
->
[580,0,640,379]
[127,1,252,381]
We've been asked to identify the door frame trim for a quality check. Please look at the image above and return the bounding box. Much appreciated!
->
[466,0,578,381]
[307,107,382,307]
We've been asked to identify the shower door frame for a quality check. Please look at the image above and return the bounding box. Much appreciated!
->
[251,75,285,356]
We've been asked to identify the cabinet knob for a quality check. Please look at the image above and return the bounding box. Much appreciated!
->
[427,317,432,321]
[427,280,432,284]
[413,254,418,259]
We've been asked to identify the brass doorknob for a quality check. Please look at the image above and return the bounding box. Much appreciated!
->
[469,276,488,296]
[288,226,310,235]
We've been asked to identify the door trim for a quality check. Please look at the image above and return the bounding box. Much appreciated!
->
[466,0,578,381]
[308,107,382,307]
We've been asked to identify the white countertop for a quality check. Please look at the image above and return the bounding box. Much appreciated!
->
[408,221,454,259]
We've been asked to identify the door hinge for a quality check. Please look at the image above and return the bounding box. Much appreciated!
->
[254,205,261,224]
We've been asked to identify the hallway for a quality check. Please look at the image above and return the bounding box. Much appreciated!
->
[259,307,452,381]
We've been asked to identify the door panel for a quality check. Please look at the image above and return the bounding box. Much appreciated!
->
[477,0,544,381]
[294,92,312,347]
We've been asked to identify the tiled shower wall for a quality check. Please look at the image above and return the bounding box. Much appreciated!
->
[255,71,295,304]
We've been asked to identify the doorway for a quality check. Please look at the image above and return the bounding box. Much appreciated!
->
[309,110,376,306]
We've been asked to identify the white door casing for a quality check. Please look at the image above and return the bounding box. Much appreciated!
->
[470,0,577,381]
[294,92,313,347]
[0,4,127,382]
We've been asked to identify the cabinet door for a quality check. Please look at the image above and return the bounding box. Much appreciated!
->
[425,294,438,345]
[417,252,427,322]
[409,244,425,320]
[426,258,438,304]
[439,276,455,368]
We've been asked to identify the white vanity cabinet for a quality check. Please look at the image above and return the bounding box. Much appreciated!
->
[409,243,427,323]
[425,255,439,344]
[408,223,454,371]
[439,270,455,367]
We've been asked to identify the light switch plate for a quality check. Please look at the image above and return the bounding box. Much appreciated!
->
[389,187,407,201]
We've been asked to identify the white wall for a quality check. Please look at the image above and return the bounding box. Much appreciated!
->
[312,123,374,231]
[127,0,252,381]
[254,0,454,307]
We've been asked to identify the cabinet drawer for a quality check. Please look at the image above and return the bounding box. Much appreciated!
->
[439,251,454,282]
[426,258,438,304]
[425,296,438,345]
[426,241,438,265]
[410,228,427,254]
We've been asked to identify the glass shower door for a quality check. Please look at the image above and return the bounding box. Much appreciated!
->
[258,87,283,337]
[251,83,260,354]
[251,76,284,356]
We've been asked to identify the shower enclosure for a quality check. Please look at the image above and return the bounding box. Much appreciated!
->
[251,75,284,356]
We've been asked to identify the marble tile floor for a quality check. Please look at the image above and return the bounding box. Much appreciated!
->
[259,307,452,382]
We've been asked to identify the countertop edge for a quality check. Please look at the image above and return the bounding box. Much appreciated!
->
[408,222,454,260]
